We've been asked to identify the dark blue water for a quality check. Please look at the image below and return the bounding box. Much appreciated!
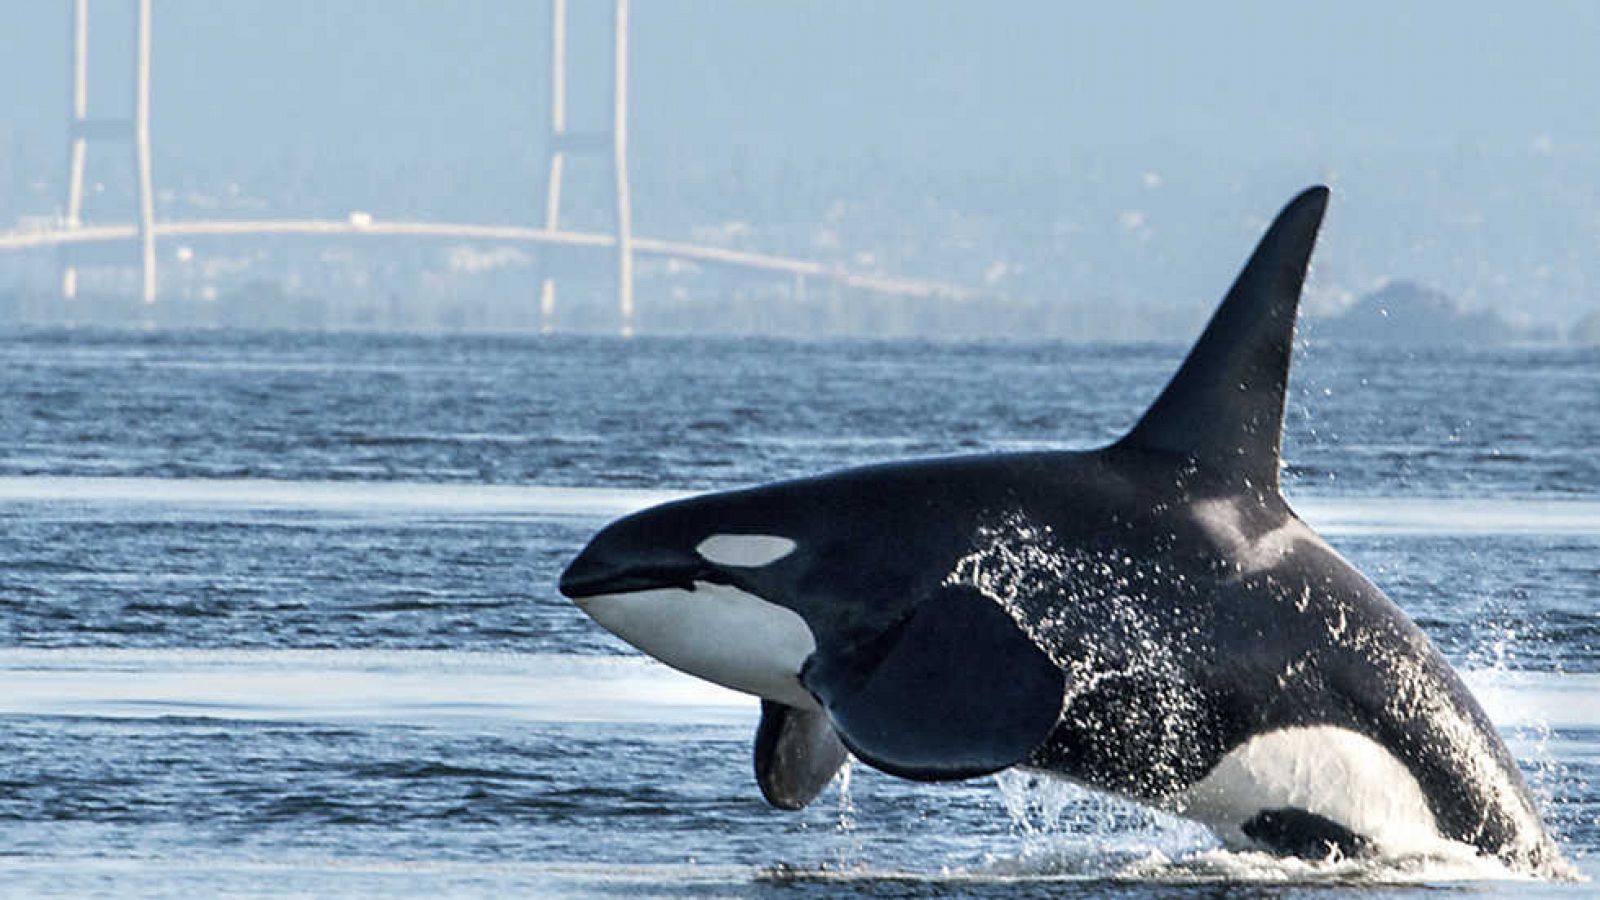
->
[0,330,1595,896]
[3,331,1595,494]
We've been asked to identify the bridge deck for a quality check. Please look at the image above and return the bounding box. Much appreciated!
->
[0,220,969,300]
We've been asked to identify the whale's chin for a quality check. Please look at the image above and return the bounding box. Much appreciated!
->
[576,582,820,711]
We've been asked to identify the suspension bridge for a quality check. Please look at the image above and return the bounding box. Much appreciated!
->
[0,0,971,334]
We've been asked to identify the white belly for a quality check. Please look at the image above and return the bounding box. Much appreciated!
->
[574,582,820,711]
[1171,725,1447,855]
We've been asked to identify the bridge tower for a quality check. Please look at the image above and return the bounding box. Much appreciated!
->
[60,0,158,305]
[538,0,634,335]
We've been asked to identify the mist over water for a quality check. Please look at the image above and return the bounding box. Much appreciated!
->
[0,330,1596,896]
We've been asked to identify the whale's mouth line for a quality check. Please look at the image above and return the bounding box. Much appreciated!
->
[559,558,723,602]
[561,571,689,601]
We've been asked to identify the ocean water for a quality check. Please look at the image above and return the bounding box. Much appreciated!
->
[0,329,1595,897]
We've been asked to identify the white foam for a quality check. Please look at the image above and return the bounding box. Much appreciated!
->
[1110,844,1534,885]
[1,477,1598,534]
[0,648,1589,737]
[1462,669,1600,732]
[1294,496,1600,536]
[0,476,689,521]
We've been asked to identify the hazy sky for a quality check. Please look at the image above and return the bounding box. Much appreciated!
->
[2,1,1598,322]
[6,2,1598,162]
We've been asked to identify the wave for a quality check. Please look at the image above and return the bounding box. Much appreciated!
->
[760,848,1537,888]
[0,648,1592,735]
[0,851,1552,892]
[0,648,749,728]
[1295,496,1600,537]
[0,476,690,522]
[3,476,1600,534]
[0,856,759,895]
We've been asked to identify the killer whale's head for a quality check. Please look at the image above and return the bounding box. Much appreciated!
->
[560,470,1070,786]
[559,486,827,710]
[559,472,975,706]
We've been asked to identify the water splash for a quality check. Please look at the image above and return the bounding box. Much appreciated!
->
[945,512,1212,797]
[989,770,1215,874]
[829,759,863,871]
[1467,615,1586,875]
[1113,844,1537,885]
[985,768,1541,885]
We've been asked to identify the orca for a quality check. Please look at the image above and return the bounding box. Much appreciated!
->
[559,187,1570,876]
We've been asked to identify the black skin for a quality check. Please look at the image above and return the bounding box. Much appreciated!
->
[559,187,1566,876]
[1242,809,1374,860]
[561,446,1559,873]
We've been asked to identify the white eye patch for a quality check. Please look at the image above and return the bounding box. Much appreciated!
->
[695,534,797,568]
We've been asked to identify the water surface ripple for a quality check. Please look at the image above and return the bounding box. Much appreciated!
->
[0,331,1595,896]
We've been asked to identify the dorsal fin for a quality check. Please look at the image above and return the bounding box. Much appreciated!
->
[1117,186,1329,495]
